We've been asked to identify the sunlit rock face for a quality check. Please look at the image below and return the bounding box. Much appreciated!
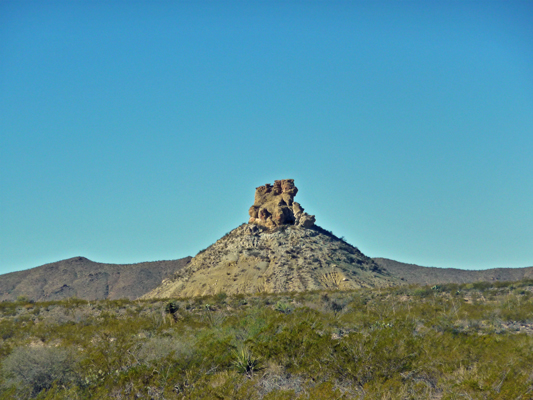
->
[248,179,315,229]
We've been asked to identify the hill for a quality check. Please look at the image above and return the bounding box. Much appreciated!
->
[4,178,532,302]
[143,179,399,299]
[373,257,533,285]
[142,224,399,299]
[0,256,191,302]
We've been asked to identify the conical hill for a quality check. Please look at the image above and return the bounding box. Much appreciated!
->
[142,179,399,299]
[142,223,398,299]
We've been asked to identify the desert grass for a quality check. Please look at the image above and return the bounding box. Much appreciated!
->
[1,280,533,399]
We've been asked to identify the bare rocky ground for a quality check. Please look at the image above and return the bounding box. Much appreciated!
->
[143,224,399,299]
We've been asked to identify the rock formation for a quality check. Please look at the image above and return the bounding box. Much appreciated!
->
[248,179,315,229]
[141,179,398,299]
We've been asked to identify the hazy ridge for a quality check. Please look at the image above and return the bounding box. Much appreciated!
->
[373,257,533,285]
[0,256,191,302]
[2,251,533,302]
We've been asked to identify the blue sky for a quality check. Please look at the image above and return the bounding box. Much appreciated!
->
[1,1,532,274]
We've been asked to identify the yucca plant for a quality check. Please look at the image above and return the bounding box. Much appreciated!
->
[164,300,179,315]
[274,301,291,314]
[232,347,263,378]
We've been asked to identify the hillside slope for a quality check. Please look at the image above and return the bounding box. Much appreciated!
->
[0,256,191,301]
[374,257,533,285]
[143,224,399,299]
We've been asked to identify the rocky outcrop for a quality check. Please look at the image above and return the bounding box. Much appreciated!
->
[248,179,315,229]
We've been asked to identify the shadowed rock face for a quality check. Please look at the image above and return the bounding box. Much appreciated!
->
[248,179,315,229]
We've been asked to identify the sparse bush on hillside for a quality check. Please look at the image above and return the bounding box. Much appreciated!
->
[165,300,180,319]
[2,346,80,397]
[136,336,193,366]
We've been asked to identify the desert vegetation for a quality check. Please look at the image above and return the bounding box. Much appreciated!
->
[1,280,533,399]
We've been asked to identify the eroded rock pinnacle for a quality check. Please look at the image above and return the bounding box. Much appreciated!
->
[248,179,316,229]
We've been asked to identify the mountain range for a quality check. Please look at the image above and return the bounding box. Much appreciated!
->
[373,257,533,285]
[2,243,531,302]
[0,256,191,302]
[2,179,531,302]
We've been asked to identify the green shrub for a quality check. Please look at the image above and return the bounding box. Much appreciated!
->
[136,336,192,366]
[215,292,228,303]
[0,319,17,341]
[329,321,419,386]
[412,287,432,297]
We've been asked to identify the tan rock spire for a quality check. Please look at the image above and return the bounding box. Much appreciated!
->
[248,179,315,229]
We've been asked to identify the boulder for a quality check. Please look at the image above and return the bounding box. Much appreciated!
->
[298,213,316,228]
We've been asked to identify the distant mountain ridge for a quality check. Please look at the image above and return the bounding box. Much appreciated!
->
[0,256,191,302]
[3,176,533,302]
[373,258,533,285]
[2,255,533,302]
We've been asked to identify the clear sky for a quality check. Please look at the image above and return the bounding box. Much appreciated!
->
[1,1,532,274]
